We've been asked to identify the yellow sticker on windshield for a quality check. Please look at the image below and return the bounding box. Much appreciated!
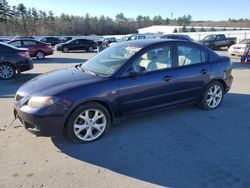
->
[125,46,141,52]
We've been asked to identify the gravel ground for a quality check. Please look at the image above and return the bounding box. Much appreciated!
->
[0,50,250,188]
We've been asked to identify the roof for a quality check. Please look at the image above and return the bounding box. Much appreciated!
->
[118,39,169,47]
[117,39,193,48]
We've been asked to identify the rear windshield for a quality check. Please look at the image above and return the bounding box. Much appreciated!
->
[0,42,19,50]
[203,35,215,41]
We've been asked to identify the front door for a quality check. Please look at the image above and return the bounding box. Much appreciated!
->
[118,45,178,115]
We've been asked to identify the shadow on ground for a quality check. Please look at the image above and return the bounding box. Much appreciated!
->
[0,73,40,98]
[52,93,250,188]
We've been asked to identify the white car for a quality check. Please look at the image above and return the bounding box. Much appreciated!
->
[228,39,250,56]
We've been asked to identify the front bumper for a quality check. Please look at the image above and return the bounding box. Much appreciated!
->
[14,106,65,137]
[228,50,244,56]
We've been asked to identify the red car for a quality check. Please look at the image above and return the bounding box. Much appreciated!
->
[8,39,53,60]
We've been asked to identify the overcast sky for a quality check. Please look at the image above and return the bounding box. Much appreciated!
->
[8,0,250,21]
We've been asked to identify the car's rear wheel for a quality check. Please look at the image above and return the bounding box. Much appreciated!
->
[36,51,45,60]
[63,47,69,53]
[0,63,15,79]
[200,81,224,110]
[66,102,111,143]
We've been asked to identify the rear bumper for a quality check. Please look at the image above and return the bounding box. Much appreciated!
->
[14,107,65,137]
[15,58,33,73]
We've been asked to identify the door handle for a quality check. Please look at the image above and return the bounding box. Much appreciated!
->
[162,75,174,81]
[200,69,208,75]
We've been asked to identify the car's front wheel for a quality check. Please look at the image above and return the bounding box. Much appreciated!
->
[87,46,94,52]
[63,47,69,53]
[0,63,16,79]
[66,102,111,143]
[200,81,224,110]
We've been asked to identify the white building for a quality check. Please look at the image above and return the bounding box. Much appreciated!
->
[138,25,250,34]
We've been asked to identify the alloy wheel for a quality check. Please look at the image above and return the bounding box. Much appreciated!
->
[36,51,45,59]
[206,84,223,108]
[0,65,14,79]
[73,109,107,141]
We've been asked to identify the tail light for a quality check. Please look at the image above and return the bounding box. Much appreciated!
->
[18,51,30,58]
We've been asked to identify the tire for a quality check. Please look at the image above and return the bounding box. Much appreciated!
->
[66,102,111,143]
[0,63,16,79]
[62,47,69,53]
[87,46,94,52]
[200,81,224,110]
[35,51,45,60]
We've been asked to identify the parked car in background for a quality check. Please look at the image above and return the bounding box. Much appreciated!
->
[104,37,116,44]
[228,38,250,56]
[55,39,97,53]
[0,42,33,79]
[8,39,53,60]
[127,33,161,41]
[160,34,194,41]
[60,36,73,43]
[39,37,62,46]
[200,34,236,49]
[110,34,160,46]
[14,40,233,143]
[12,36,35,40]
[0,38,10,43]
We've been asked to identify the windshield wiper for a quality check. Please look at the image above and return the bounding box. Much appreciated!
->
[78,65,97,76]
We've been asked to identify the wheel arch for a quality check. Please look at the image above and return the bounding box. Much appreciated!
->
[208,78,227,92]
[0,62,16,71]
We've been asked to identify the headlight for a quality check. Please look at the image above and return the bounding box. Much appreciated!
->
[28,96,56,108]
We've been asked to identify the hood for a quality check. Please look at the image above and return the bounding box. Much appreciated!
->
[230,43,247,48]
[17,66,103,96]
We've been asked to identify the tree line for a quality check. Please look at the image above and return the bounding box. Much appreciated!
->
[0,0,192,36]
[1,0,250,36]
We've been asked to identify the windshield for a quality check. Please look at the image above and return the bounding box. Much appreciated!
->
[81,45,141,77]
[203,35,215,41]
[239,39,250,44]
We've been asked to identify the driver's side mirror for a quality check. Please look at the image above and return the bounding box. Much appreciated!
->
[128,65,146,77]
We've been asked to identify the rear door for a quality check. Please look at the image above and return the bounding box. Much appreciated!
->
[22,40,37,56]
[174,43,211,103]
[68,39,79,50]
[215,35,227,47]
[78,39,89,50]
[118,44,179,115]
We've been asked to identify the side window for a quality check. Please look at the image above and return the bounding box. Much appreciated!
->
[133,46,172,73]
[138,36,146,40]
[41,38,47,42]
[216,35,225,40]
[129,36,137,40]
[178,46,207,66]
[79,39,87,44]
[23,41,36,46]
[9,41,21,47]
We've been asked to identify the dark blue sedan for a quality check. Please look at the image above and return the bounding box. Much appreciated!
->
[14,40,233,143]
